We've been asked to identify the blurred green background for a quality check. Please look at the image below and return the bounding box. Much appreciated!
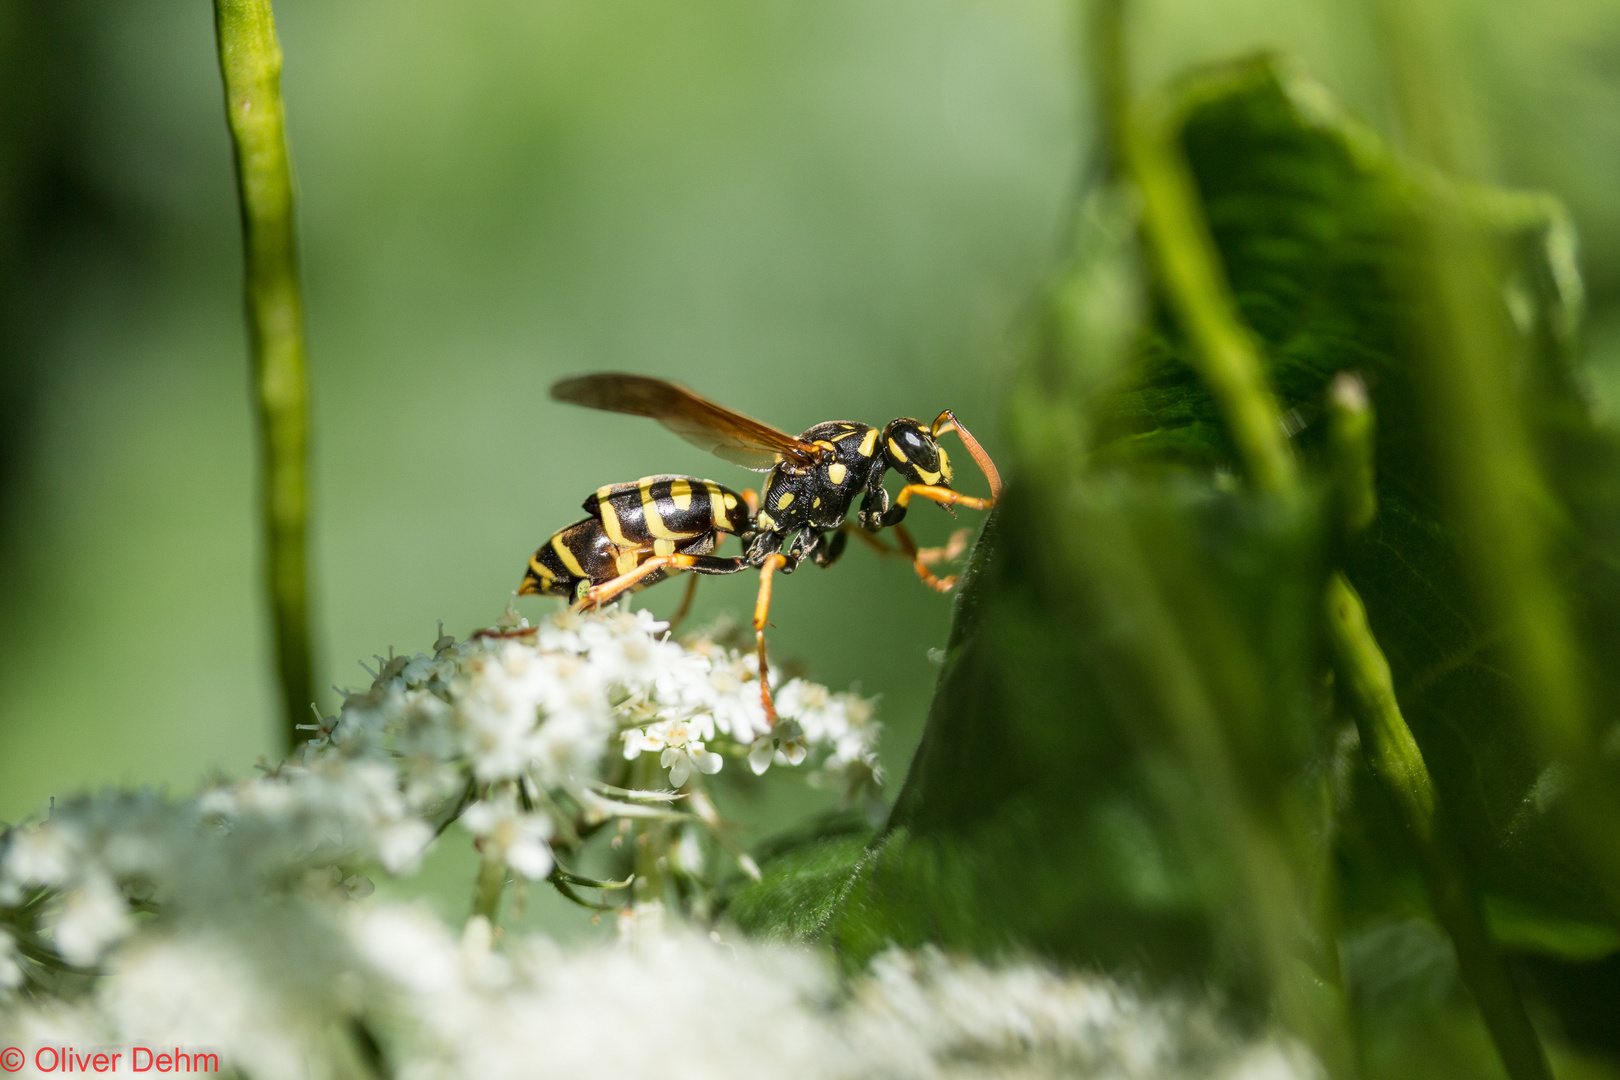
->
[2,0,1619,932]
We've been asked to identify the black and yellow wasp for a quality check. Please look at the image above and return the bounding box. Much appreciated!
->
[519,373,1001,718]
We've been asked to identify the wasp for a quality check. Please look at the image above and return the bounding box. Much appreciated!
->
[524,373,1002,719]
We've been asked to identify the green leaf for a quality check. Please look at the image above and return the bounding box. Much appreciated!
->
[729,53,1620,1071]
[724,831,871,945]
[1099,56,1617,940]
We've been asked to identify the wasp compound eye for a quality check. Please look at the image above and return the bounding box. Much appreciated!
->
[883,419,947,488]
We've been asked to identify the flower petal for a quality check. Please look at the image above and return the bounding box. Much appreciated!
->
[748,739,774,776]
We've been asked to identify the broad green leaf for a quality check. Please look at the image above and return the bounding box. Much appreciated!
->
[1095,57,1616,940]
[728,52,1620,1072]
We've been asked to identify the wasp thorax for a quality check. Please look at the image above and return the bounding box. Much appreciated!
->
[881,418,951,489]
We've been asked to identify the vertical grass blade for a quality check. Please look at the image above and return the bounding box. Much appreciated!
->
[211,0,315,753]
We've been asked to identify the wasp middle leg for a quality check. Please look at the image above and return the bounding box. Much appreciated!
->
[752,551,790,723]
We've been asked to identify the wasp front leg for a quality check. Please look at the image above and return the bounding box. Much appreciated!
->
[835,519,965,586]
[930,408,1002,499]
[811,529,848,569]
[872,484,990,530]
[856,462,892,533]
[837,520,897,557]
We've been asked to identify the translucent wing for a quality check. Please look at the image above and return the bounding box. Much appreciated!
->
[550,373,817,471]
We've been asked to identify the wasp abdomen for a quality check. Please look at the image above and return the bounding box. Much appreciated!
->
[521,517,625,598]
[521,515,723,598]
[584,474,749,549]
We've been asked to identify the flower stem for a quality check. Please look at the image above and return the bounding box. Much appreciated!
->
[211,0,316,754]
[471,852,507,924]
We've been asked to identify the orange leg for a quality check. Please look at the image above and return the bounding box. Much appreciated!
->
[892,523,958,592]
[931,409,1002,500]
[742,488,760,517]
[753,553,788,723]
[840,519,967,573]
[916,527,971,567]
[895,484,995,513]
[666,572,700,633]
[838,520,897,556]
[471,625,539,642]
[572,554,699,612]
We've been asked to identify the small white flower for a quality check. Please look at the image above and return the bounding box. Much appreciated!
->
[4,821,78,887]
[351,905,460,994]
[53,873,131,967]
[640,717,722,787]
[461,798,554,880]
[748,719,810,775]
[376,818,434,874]
[622,727,658,759]
[661,743,723,788]
[0,927,23,990]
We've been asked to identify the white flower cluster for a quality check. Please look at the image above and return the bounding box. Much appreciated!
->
[0,905,1317,1080]
[0,609,880,983]
[300,606,882,885]
[0,606,1320,1080]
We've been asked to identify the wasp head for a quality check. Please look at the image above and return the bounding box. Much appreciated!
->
[881,418,953,489]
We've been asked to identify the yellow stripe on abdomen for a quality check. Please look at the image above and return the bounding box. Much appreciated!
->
[639,481,682,540]
[596,485,631,546]
[550,533,588,578]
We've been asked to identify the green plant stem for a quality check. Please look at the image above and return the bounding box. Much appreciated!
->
[1107,18,1345,1074]
[1326,374,1377,536]
[1326,573,1553,1080]
[1085,0,1128,176]
[631,752,668,913]
[212,0,315,755]
[471,853,507,924]
[1123,100,1299,500]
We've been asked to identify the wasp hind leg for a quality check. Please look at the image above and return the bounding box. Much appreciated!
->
[572,553,748,613]
[892,522,974,592]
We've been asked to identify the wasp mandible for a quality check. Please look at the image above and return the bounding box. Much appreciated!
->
[523,373,1002,720]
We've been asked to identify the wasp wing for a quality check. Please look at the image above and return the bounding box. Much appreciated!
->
[550,373,816,471]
